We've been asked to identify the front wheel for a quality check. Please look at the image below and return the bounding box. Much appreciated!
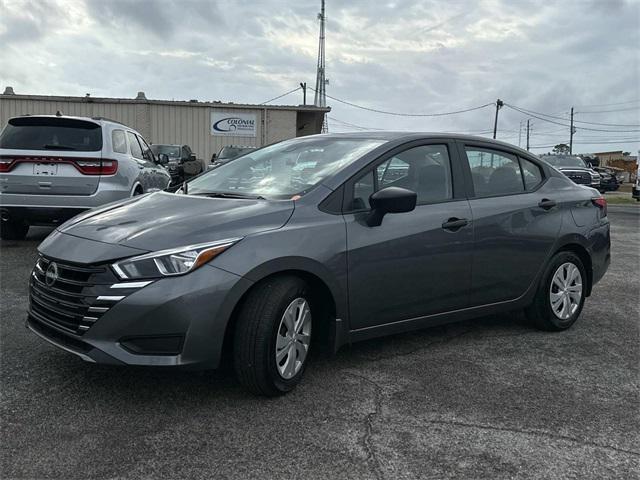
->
[233,276,312,396]
[526,251,587,331]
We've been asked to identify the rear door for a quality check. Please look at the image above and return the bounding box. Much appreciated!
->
[136,134,168,190]
[458,142,563,305]
[345,141,473,331]
[0,117,102,195]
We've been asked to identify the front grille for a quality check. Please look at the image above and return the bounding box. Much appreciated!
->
[563,170,591,185]
[29,256,136,336]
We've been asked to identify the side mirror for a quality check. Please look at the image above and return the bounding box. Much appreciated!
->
[366,186,417,227]
[210,154,217,163]
[157,153,169,165]
[189,153,197,162]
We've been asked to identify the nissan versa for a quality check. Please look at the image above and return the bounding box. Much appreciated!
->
[26,133,610,396]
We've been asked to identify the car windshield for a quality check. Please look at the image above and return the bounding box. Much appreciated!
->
[0,117,102,151]
[188,137,385,199]
[543,155,587,168]
[218,146,253,160]
[151,145,180,157]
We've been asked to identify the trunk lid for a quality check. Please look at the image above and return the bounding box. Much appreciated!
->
[0,116,105,195]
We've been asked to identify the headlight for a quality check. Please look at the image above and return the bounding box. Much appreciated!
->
[112,238,241,280]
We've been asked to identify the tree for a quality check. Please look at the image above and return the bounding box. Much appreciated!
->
[552,143,570,155]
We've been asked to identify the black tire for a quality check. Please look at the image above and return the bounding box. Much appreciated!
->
[526,251,587,331]
[233,275,312,396]
[0,220,29,240]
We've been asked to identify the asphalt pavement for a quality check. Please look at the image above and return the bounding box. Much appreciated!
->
[1,206,639,479]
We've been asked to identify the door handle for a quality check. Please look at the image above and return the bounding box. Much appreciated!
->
[538,199,557,210]
[442,217,469,231]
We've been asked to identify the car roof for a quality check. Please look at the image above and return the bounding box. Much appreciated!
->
[305,131,536,158]
[10,114,127,128]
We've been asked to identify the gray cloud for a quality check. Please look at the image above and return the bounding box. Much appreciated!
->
[0,0,638,153]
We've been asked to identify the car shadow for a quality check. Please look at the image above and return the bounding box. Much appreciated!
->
[36,310,533,402]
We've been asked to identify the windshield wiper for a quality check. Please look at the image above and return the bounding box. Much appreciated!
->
[191,191,266,200]
[42,144,77,150]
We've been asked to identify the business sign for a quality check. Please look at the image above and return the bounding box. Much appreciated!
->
[211,112,257,137]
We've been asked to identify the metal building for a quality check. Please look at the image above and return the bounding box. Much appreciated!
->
[0,88,330,162]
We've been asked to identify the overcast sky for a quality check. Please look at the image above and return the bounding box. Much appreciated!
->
[1,0,638,154]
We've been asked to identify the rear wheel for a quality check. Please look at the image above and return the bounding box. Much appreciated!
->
[526,251,586,331]
[233,276,312,396]
[0,219,29,240]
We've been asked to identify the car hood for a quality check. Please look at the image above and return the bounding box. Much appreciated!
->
[556,166,591,172]
[56,191,295,253]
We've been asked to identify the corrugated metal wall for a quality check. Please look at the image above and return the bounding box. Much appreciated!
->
[0,96,322,162]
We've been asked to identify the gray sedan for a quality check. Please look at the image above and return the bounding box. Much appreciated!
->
[27,133,610,396]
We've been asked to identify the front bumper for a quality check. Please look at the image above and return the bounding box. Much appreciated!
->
[27,262,252,369]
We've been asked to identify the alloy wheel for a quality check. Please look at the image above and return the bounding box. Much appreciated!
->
[549,262,583,320]
[275,298,312,379]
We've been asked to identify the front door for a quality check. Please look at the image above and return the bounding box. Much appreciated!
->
[345,142,473,331]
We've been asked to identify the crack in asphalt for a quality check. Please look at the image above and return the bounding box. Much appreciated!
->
[422,418,640,458]
[346,372,386,480]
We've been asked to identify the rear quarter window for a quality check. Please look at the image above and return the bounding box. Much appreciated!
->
[112,129,127,154]
[0,117,102,151]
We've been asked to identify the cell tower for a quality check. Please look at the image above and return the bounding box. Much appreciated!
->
[314,0,328,132]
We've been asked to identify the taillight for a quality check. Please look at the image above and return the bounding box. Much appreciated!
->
[592,196,607,217]
[0,155,117,175]
[75,159,118,175]
[0,157,15,173]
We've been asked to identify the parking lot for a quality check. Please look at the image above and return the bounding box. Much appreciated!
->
[0,206,638,479]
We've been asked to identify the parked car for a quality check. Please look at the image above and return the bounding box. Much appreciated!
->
[27,133,610,396]
[150,143,199,186]
[0,115,171,239]
[540,154,601,190]
[593,167,620,192]
[209,145,256,170]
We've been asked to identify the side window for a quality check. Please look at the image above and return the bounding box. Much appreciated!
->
[377,157,409,188]
[112,129,127,154]
[349,144,453,210]
[127,132,143,159]
[520,157,544,190]
[137,135,154,161]
[352,170,375,210]
[464,148,524,197]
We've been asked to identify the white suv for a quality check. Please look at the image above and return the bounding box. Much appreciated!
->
[0,115,171,239]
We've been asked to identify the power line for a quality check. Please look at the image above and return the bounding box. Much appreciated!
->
[504,104,640,132]
[505,103,640,127]
[328,116,383,131]
[259,87,301,105]
[309,87,494,117]
[574,99,640,108]
[529,139,639,148]
[576,106,640,114]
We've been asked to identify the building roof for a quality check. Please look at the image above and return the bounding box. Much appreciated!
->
[0,91,331,113]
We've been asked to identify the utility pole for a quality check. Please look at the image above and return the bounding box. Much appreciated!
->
[569,107,575,155]
[518,120,523,147]
[300,82,307,105]
[314,0,328,132]
[492,99,504,139]
[526,119,530,151]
